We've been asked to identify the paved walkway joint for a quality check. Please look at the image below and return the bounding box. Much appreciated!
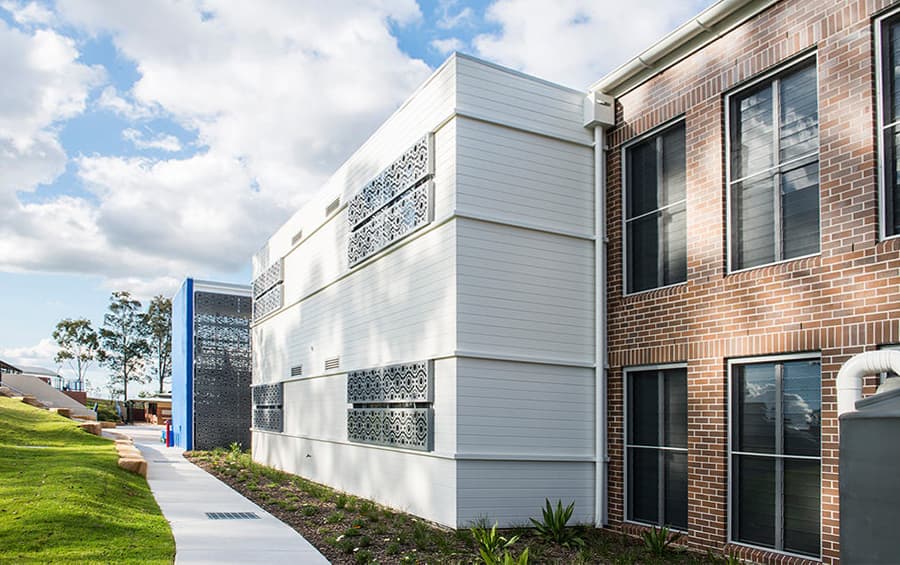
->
[112,425,329,565]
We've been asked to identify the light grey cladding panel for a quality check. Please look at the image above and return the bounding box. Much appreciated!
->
[347,360,433,403]
[347,407,433,451]
[454,55,591,145]
[456,359,594,456]
[456,218,594,363]
[455,117,594,236]
[456,461,595,527]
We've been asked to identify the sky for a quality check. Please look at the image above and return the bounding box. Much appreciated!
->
[0,0,714,397]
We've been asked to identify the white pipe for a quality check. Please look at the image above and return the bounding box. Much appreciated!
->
[837,350,900,416]
[593,124,608,527]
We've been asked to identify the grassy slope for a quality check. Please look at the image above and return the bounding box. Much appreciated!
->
[0,397,174,564]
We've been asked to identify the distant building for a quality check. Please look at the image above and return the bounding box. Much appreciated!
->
[171,278,252,450]
[0,359,22,375]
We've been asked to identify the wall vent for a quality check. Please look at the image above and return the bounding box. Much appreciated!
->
[325,197,341,217]
[291,230,303,246]
[324,356,340,371]
[290,365,303,377]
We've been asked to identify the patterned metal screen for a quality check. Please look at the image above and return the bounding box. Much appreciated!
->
[252,259,283,298]
[347,136,434,266]
[346,360,434,451]
[251,382,283,433]
[192,291,252,451]
[252,259,284,322]
[252,284,283,322]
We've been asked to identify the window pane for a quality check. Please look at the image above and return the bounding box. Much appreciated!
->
[779,65,818,162]
[781,161,819,259]
[627,138,658,218]
[734,455,776,548]
[891,128,900,235]
[664,368,687,448]
[627,214,659,293]
[734,174,775,269]
[732,86,774,179]
[662,124,686,205]
[665,451,688,530]
[783,360,821,457]
[629,448,659,524]
[784,459,821,557]
[891,22,900,123]
[629,370,659,445]
[663,203,687,286]
[735,363,776,454]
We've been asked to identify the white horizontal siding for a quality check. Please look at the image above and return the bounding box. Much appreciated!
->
[254,221,456,383]
[253,59,457,275]
[456,461,594,527]
[456,358,594,456]
[454,55,591,146]
[456,218,594,363]
[455,117,593,236]
[254,431,457,527]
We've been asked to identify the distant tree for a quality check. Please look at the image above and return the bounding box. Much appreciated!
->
[146,295,172,394]
[52,318,100,389]
[99,291,150,411]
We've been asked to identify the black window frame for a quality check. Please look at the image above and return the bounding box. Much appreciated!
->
[624,365,689,530]
[878,10,900,238]
[622,119,688,294]
[727,54,820,272]
[728,355,822,558]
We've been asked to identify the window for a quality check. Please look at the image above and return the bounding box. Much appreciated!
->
[730,357,821,557]
[880,13,900,237]
[626,367,688,530]
[728,60,819,270]
[624,122,686,293]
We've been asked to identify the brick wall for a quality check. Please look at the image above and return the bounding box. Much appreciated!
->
[604,1,899,562]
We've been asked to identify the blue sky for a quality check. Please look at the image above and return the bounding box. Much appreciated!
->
[0,0,713,396]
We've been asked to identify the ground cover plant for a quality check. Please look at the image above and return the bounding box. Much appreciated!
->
[0,397,174,564]
[187,446,724,564]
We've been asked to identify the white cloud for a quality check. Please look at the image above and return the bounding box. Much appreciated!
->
[122,128,182,152]
[1,1,55,26]
[96,86,156,120]
[1,338,60,372]
[473,0,712,89]
[436,0,474,29]
[431,37,464,55]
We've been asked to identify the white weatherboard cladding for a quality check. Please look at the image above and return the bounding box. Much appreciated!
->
[455,117,594,236]
[253,221,456,383]
[253,431,457,526]
[253,59,456,275]
[454,55,591,146]
[456,218,595,363]
[456,359,594,456]
[456,461,595,527]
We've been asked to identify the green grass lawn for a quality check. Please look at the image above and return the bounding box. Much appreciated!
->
[0,397,174,564]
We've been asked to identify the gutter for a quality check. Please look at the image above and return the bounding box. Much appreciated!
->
[589,0,779,96]
[584,93,615,527]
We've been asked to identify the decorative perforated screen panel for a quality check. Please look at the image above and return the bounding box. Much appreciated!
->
[252,284,283,322]
[347,136,431,229]
[251,382,283,433]
[192,291,252,451]
[348,181,431,266]
[347,360,432,403]
[347,407,432,451]
[252,259,283,298]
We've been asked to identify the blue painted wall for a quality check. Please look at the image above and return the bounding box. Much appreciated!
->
[171,278,193,449]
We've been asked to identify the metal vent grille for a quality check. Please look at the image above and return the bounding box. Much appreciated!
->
[326,197,341,216]
[290,365,303,377]
[205,512,260,520]
[291,230,303,246]
[325,356,340,371]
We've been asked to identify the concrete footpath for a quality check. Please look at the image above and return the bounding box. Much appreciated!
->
[112,425,329,565]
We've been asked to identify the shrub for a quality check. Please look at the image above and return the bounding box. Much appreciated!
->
[529,499,584,548]
[470,522,519,563]
[641,525,682,556]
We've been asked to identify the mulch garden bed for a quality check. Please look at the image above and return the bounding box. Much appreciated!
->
[185,448,722,564]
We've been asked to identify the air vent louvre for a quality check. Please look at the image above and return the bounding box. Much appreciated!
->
[291,230,303,245]
[324,356,340,371]
[290,365,303,377]
[325,197,340,217]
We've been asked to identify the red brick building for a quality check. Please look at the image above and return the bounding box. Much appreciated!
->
[590,0,900,562]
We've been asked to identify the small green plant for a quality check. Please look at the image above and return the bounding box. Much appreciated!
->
[228,442,242,459]
[354,548,373,564]
[723,550,743,565]
[301,505,318,516]
[641,525,682,556]
[471,522,519,563]
[326,511,344,524]
[529,499,584,548]
[386,541,401,555]
[482,548,530,565]
[336,493,349,509]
